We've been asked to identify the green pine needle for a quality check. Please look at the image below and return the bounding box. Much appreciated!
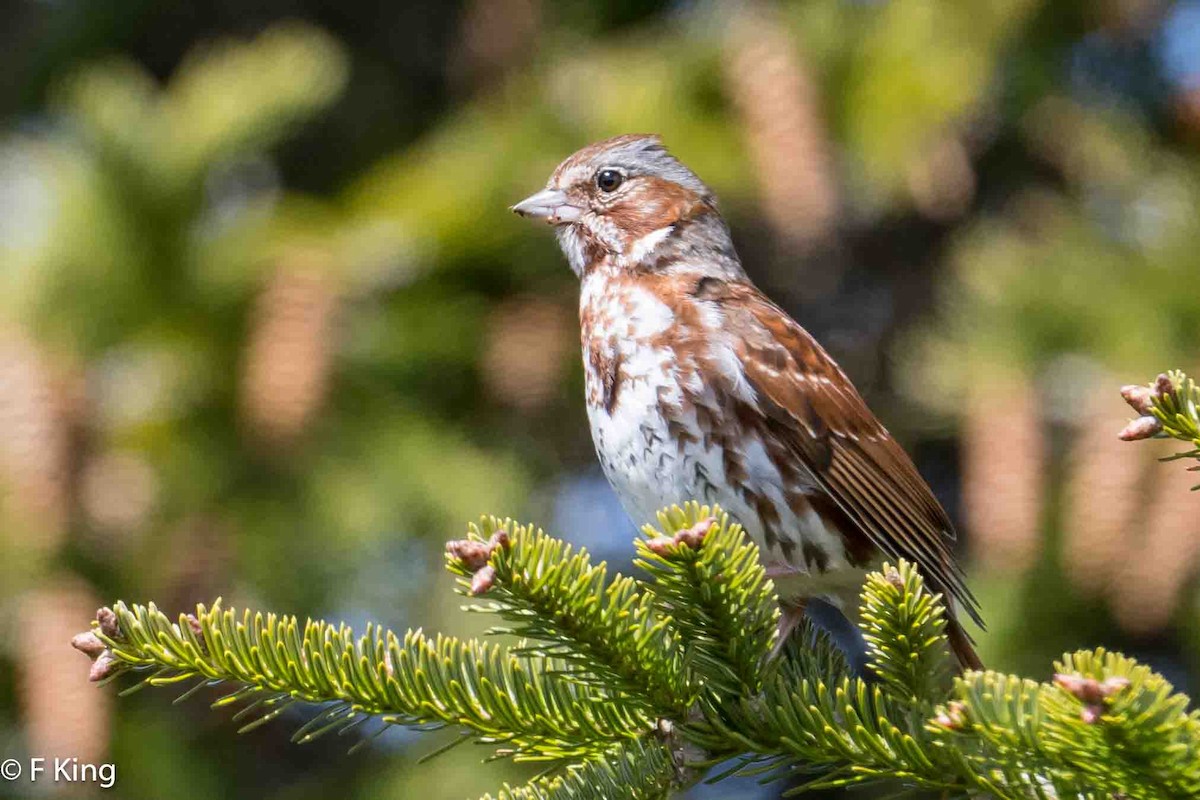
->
[634,502,779,696]
[78,494,1200,799]
[860,560,952,703]
[89,600,650,760]
[482,738,676,800]
[450,515,693,716]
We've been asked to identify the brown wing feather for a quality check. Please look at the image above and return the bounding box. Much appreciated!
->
[714,280,983,629]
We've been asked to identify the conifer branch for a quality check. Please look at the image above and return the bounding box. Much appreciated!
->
[74,491,1200,799]
[1120,370,1200,486]
[483,738,676,800]
[72,600,651,761]
[692,568,969,793]
[929,650,1200,799]
[860,561,951,704]
[446,516,693,716]
[1045,650,1200,796]
[633,504,778,696]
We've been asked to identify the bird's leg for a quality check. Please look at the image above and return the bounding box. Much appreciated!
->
[770,599,808,659]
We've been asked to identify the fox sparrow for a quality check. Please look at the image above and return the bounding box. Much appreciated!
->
[512,134,982,669]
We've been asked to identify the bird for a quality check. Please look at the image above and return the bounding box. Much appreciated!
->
[511,134,983,670]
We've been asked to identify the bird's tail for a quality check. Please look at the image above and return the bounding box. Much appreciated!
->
[947,617,984,672]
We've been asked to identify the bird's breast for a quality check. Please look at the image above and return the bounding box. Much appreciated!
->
[580,274,700,518]
[577,273,851,586]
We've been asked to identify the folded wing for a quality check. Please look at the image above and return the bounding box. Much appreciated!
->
[712,280,983,628]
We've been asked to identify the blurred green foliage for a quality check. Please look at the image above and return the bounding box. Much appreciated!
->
[1,0,1199,798]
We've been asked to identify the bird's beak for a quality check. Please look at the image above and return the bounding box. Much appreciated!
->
[510,188,582,225]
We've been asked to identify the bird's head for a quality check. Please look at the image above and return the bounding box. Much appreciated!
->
[512,134,733,277]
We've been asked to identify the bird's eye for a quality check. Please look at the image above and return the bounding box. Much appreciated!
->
[595,169,624,192]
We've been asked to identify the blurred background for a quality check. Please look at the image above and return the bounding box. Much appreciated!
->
[0,0,1198,797]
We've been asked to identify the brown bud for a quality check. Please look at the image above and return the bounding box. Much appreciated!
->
[933,700,968,730]
[1155,373,1175,400]
[488,529,510,552]
[1120,384,1155,415]
[1077,681,1104,705]
[470,564,497,595]
[884,566,904,590]
[72,631,107,659]
[446,539,492,572]
[96,607,120,639]
[88,650,120,682]
[1080,704,1102,724]
[674,517,715,549]
[1053,672,1085,696]
[644,536,675,556]
[1118,416,1162,441]
[183,614,207,654]
[1054,672,1105,705]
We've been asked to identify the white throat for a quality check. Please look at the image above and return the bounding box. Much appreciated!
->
[622,225,675,267]
[556,218,680,276]
[555,224,589,277]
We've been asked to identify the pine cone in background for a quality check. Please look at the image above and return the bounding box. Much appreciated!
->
[450,0,542,91]
[0,331,78,557]
[966,364,1200,637]
[905,134,976,222]
[17,576,111,766]
[1062,369,1148,599]
[158,514,233,612]
[1111,434,1200,635]
[79,450,158,548]
[481,295,573,413]
[1065,368,1200,635]
[961,371,1046,575]
[722,4,839,261]
[240,256,342,446]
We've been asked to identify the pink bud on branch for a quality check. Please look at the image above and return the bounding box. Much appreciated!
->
[96,606,120,639]
[933,701,968,730]
[645,517,716,556]
[1053,672,1130,723]
[1119,384,1155,415]
[445,528,512,596]
[1118,416,1163,441]
[71,631,107,659]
